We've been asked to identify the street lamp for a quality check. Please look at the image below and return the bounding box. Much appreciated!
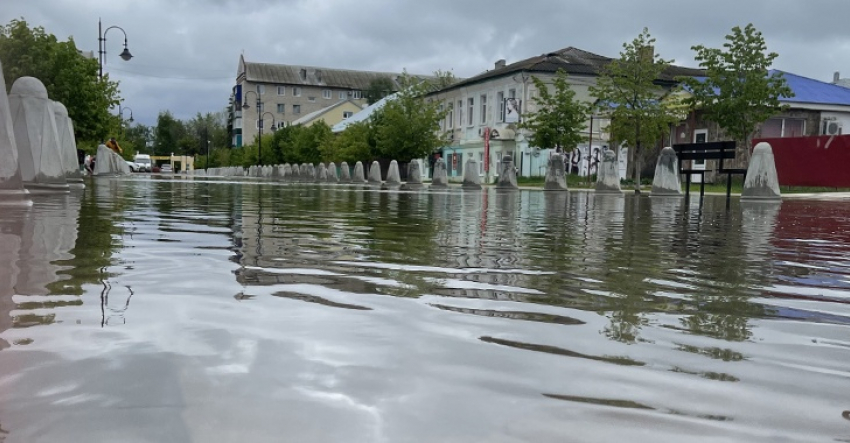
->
[98,18,133,80]
[118,105,134,123]
[242,90,270,165]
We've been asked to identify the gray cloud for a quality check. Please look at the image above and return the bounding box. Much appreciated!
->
[2,0,848,126]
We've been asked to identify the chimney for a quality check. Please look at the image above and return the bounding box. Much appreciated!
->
[495,59,506,69]
[834,71,841,83]
[639,45,654,62]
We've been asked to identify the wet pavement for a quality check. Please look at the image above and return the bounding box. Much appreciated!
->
[0,176,848,442]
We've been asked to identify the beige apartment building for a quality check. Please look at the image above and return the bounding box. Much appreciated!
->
[229,55,406,146]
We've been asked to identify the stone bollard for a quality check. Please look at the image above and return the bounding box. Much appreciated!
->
[282,163,292,182]
[0,58,29,204]
[353,161,366,183]
[431,158,448,187]
[462,158,482,190]
[51,101,84,189]
[385,160,401,187]
[317,163,327,183]
[401,160,424,190]
[307,164,316,182]
[595,149,622,193]
[651,146,682,196]
[327,162,339,183]
[496,155,519,190]
[9,77,69,192]
[742,142,781,201]
[340,161,352,183]
[544,153,567,191]
[368,160,382,185]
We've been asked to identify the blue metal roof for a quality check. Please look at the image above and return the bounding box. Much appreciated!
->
[772,70,850,106]
[688,70,850,107]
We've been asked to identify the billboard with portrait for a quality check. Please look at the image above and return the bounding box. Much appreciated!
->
[504,98,521,123]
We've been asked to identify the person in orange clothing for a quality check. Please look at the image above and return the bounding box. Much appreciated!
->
[106,137,123,154]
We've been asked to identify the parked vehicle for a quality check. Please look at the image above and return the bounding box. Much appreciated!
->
[133,154,152,172]
[159,164,173,173]
[125,160,138,172]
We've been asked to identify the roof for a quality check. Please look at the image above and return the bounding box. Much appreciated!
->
[437,47,705,92]
[239,55,404,90]
[291,100,364,126]
[331,93,397,133]
[773,70,850,106]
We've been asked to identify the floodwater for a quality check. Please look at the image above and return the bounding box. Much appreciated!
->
[1,177,849,443]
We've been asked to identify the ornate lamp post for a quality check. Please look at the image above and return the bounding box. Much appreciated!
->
[118,105,134,123]
[98,18,133,80]
[242,90,270,165]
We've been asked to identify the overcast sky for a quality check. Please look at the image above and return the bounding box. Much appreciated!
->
[2,0,848,126]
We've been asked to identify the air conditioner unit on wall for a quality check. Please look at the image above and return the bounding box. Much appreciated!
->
[823,120,843,135]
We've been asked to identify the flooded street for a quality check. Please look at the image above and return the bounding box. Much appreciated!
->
[1,177,849,442]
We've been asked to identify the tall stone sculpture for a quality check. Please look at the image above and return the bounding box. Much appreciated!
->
[9,77,69,192]
[742,142,781,201]
[496,155,519,190]
[462,158,482,190]
[651,146,682,196]
[51,101,84,188]
[401,160,424,190]
[94,142,130,176]
[431,158,448,187]
[544,153,567,191]
[339,162,352,183]
[0,59,30,204]
[595,149,622,193]
[368,160,382,185]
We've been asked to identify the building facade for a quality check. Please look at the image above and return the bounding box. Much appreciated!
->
[229,55,406,147]
[426,47,704,181]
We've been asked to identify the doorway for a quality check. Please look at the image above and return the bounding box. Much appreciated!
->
[692,129,708,183]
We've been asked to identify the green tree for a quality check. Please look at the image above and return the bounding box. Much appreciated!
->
[520,69,590,153]
[375,72,447,162]
[319,120,375,163]
[152,110,187,156]
[365,76,396,105]
[680,23,793,162]
[590,28,680,192]
[0,18,122,144]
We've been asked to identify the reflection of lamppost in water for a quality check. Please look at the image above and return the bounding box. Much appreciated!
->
[98,19,133,80]
[100,275,134,327]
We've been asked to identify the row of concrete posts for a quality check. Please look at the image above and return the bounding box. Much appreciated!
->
[198,144,780,200]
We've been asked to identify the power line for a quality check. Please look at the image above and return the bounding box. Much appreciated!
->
[106,67,233,80]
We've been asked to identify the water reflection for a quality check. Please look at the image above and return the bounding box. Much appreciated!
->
[1,179,849,441]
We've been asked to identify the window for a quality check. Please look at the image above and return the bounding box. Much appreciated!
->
[353,91,362,99]
[480,94,487,124]
[343,111,354,119]
[339,91,347,99]
[308,96,316,103]
[497,91,505,122]
[457,100,463,127]
[256,119,265,129]
[277,86,285,96]
[277,104,285,114]
[293,87,302,97]
[293,104,301,114]
[447,103,453,129]
[762,118,806,138]
[257,102,264,113]
[323,89,332,99]
[256,84,265,95]
[478,152,484,174]
[467,98,474,126]
[438,104,444,130]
